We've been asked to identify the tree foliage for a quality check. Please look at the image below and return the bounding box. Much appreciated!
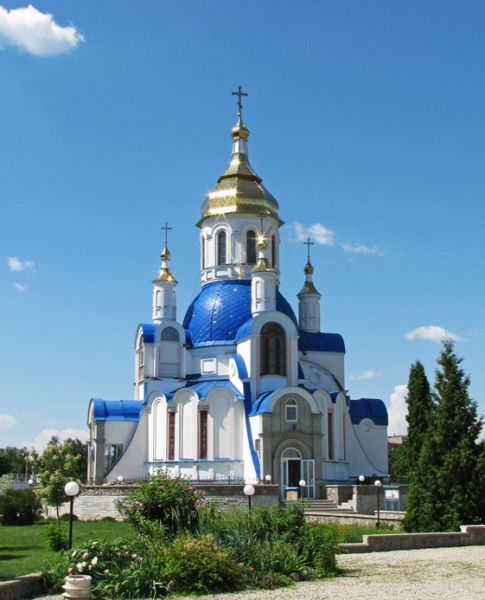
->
[404,342,485,531]
[0,446,31,477]
[34,436,87,521]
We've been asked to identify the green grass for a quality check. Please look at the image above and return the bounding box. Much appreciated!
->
[0,520,134,581]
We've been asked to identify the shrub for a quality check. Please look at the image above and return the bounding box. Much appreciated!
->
[0,487,42,525]
[47,523,68,551]
[60,512,79,521]
[299,523,338,574]
[162,534,242,594]
[118,471,204,537]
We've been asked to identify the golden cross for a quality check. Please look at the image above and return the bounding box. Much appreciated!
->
[232,86,248,117]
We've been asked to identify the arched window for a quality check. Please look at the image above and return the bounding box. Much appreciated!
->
[271,234,276,267]
[137,338,145,381]
[246,230,256,265]
[260,323,286,375]
[217,231,226,265]
[285,398,298,423]
[161,327,179,342]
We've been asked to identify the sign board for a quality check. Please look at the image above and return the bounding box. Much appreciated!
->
[385,489,399,501]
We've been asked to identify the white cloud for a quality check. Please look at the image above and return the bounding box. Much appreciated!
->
[7,257,35,272]
[349,369,379,381]
[13,282,27,292]
[405,325,462,343]
[0,5,84,57]
[26,427,89,452]
[341,242,381,255]
[293,222,335,246]
[387,384,408,435]
[0,414,17,431]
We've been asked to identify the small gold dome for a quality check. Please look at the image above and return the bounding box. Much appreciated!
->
[197,117,282,226]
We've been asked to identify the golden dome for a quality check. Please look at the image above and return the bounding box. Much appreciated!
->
[197,117,282,226]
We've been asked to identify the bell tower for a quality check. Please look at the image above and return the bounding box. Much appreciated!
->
[152,223,177,323]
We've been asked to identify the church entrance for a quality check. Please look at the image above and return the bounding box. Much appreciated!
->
[280,448,315,499]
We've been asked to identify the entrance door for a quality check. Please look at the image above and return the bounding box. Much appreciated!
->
[301,459,315,499]
[281,449,316,499]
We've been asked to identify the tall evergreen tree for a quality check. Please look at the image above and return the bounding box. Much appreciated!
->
[404,342,485,531]
[405,361,433,469]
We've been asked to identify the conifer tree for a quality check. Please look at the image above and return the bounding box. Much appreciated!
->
[404,342,485,531]
[405,361,433,469]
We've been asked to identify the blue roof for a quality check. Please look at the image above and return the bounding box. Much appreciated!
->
[91,399,143,422]
[249,391,276,416]
[183,280,297,346]
[299,332,345,353]
[138,323,156,344]
[167,379,244,402]
[349,398,388,426]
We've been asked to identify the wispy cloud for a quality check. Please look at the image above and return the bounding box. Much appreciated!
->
[293,222,335,246]
[25,427,89,452]
[0,414,17,431]
[13,282,27,292]
[0,5,84,56]
[7,257,35,272]
[341,242,382,255]
[405,325,462,343]
[387,384,408,436]
[349,369,379,381]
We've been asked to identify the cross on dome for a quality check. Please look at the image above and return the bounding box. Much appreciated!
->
[304,237,314,262]
[161,222,172,246]
[232,85,248,118]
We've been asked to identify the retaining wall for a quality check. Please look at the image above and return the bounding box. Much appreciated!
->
[0,575,42,600]
[45,484,280,520]
[340,524,485,553]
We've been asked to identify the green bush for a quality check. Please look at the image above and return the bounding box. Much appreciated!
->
[117,471,204,537]
[162,534,242,594]
[47,524,68,551]
[0,488,42,525]
[59,512,79,521]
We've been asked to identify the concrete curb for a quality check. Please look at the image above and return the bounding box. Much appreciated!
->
[339,524,485,553]
[0,574,42,600]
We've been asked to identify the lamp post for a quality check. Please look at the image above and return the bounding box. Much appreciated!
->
[64,481,80,549]
[358,474,365,484]
[374,479,382,529]
[264,474,272,485]
[243,484,255,512]
[117,475,124,484]
[298,479,306,506]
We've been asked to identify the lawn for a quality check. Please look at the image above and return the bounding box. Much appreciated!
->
[0,520,134,581]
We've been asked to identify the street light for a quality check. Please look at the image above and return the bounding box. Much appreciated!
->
[243,484,255,512]
[358,474,365,484]
[298,479,306,506]
[264,474,272,484]
[374,479,382,528]
[117,475,124,484]
[64,481,80,549]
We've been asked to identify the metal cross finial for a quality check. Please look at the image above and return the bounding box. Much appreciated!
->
[232,85,248,118]
[304,237,314,262]
[161,222,172,246]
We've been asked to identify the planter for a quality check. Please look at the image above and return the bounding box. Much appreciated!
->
[62,575,92,599]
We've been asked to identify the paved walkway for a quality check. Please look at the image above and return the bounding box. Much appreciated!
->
[37,545,485,599]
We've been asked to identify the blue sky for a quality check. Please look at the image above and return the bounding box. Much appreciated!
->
[0,1,484,450]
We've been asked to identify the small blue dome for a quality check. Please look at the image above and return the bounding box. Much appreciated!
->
[183,280,297,346]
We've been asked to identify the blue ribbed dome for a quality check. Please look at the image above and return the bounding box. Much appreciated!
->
[183,280,297,346]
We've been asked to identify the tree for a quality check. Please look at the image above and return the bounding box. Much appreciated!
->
[34,437,88,522]
[0,446,30,477]
[404,342,485,531]
[388,362,433,483]
[405,361,433,469]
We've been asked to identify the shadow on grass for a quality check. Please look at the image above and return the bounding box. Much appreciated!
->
[0,555,27,561]
[0,546,40,551]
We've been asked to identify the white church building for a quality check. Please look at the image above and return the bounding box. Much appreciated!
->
[87,93,388,498]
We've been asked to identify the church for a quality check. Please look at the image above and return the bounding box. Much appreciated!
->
[87,91,388,498]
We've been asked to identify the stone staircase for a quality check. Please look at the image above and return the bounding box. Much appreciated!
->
[303,498,355,514]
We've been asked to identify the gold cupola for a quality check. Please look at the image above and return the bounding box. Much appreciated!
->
[197,88,282,227]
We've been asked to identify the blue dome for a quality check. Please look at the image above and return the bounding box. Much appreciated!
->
[183,280,297,346]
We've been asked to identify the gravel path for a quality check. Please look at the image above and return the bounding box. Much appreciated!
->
[37,545,485,600]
